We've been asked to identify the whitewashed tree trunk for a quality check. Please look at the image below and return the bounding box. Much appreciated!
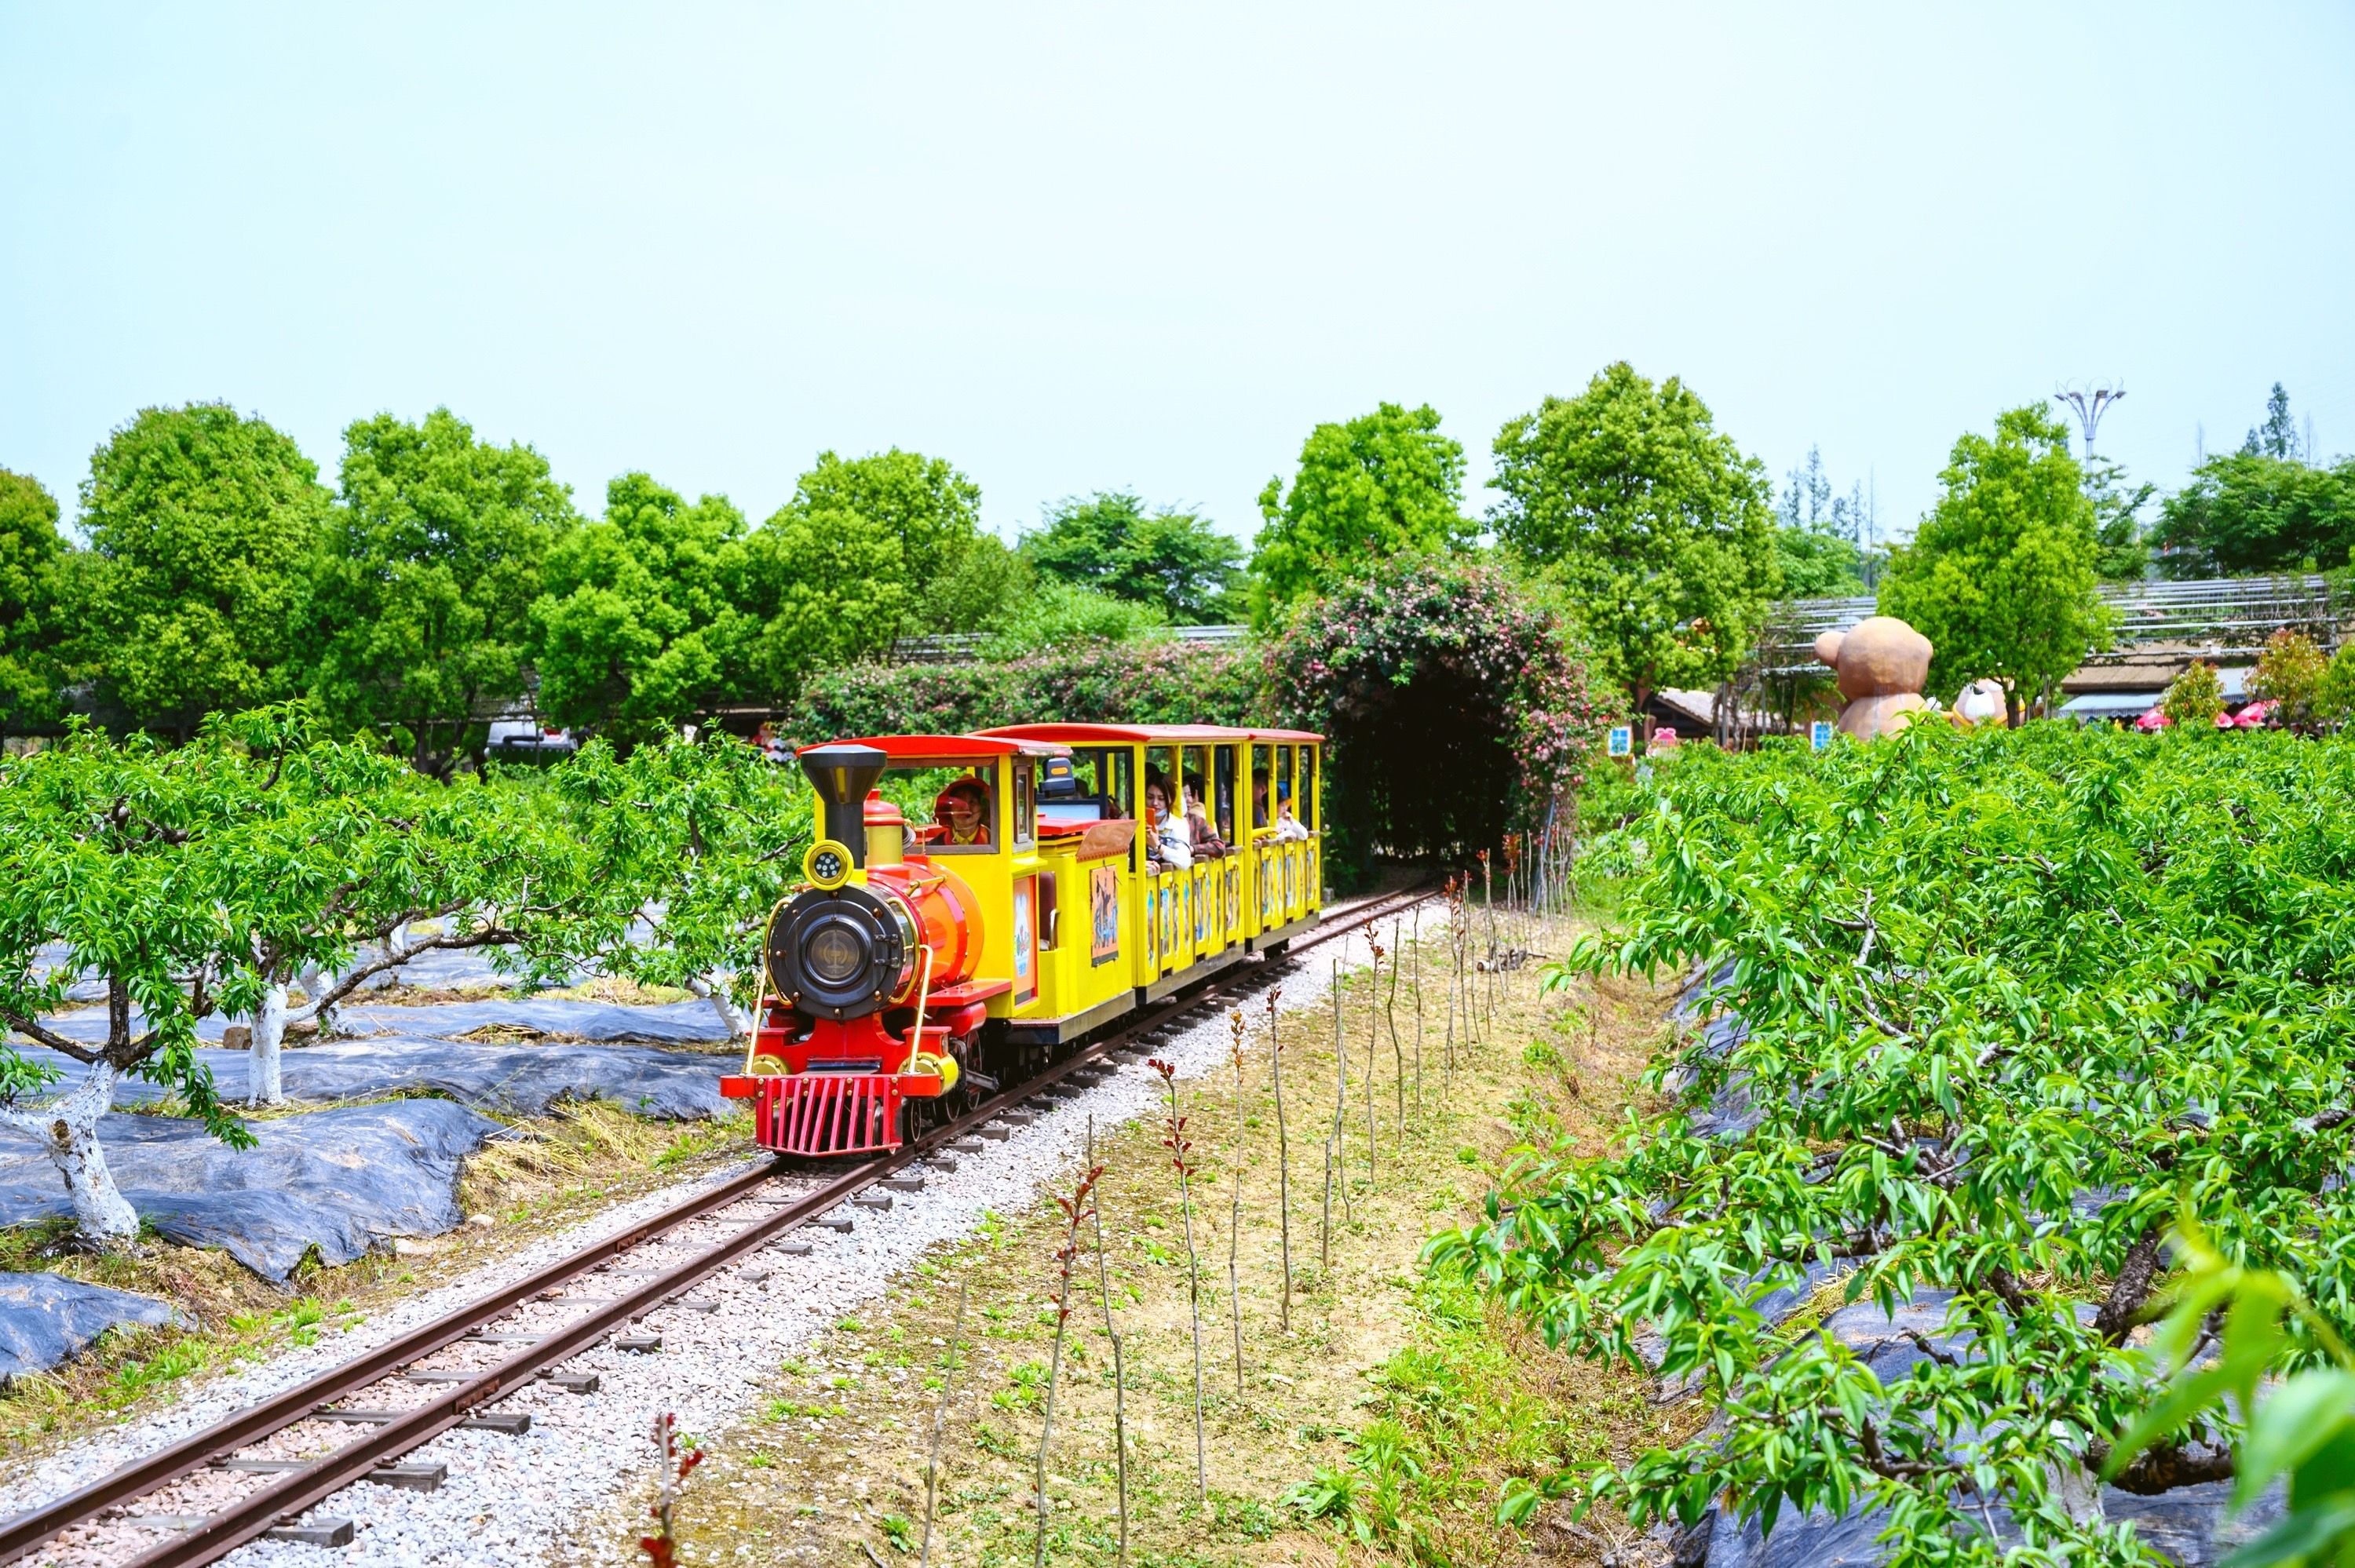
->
[686,972,753,1039]
[0,1060,138,1243]
[250,979,289,1106]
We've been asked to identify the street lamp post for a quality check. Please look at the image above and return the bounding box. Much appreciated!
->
[2055,383,2125,462]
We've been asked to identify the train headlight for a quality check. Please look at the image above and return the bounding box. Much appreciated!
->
[765,885,915,1020]
[804,924,865,985]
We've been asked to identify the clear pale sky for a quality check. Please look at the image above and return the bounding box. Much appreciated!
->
[4,3,2350,552]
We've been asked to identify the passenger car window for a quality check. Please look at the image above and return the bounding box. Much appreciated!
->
[1212,745,1236,844]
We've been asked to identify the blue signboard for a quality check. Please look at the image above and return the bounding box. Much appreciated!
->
[1607,725,1633,757]
[1810,720,1835,752]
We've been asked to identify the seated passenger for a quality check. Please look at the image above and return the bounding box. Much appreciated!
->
[1251,778,1271,830]
[936,779,992,846]
[1273,782,1310,841]
[1142,776,1193,870]
[1181,773,1226,858]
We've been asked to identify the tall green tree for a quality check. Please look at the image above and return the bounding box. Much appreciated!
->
[309,409,577,777]
[2152,452,2355,578]
[0,468,68,733]
[781,449,991,633]
[2083,456,2155,582]
[1773,446,1870,596]
[1490,363,1778,725]
[739,505,910,695]
[1773,527,1864,599]
[1879,404,2113,724]
[1021,491,1241,622]
[1251,403,1473,626]
[926,531,1021,637]
[528,473,754,747]
[63,404,329,738]
[2243,381,2306,460]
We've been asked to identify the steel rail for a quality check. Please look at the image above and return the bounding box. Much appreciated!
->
[3,881,1434,1568]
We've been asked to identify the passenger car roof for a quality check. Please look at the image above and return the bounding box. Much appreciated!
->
[798,734,1071,760]
[979,723,1323,745]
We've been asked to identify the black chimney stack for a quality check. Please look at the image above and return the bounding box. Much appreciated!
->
[798,744,889,868]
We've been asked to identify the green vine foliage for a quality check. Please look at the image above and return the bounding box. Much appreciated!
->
[1265,555,1614,887]
[1431,724,2355,1565]
[790,641,1268,741]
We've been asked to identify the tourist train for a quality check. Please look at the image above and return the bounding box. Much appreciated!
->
[720,724,1325,1155]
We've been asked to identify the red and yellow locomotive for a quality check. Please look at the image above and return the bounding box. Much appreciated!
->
[721,724,1326,1157]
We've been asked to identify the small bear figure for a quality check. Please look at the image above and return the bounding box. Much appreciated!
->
[1813,616,1933,739]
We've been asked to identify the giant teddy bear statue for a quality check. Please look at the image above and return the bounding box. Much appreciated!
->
[1813,615,1933,738]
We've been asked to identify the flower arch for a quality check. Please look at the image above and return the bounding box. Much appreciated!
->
[1265,556,1615,890]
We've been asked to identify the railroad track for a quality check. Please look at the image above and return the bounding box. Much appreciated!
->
[2,882,1435,1568]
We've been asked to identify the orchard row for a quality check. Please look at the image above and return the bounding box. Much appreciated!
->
[0,711,804,1240]
[1440,725,2355,1565]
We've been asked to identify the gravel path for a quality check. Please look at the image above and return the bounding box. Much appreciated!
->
[9,912,1417,1568]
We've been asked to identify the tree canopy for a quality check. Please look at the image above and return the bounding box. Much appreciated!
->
[781,448,991,634]
[63,404,330,738]
[739,505,909,695]
[1490,363,1778,720]
[1251,403,1474,626]
[1021,491,1241,623]
[2152,452,2355,578]
[1773,447,1874,596]
[528,472,754,746]
[1878,405,2112,721]
[0,467,67,733]
[309,408,578,775]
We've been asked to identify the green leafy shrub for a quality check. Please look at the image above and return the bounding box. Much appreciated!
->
[790,641,1266,740]
[2160,658,2225,727]
[1433,724,2355,1564]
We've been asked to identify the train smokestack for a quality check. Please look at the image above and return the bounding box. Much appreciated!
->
[798,744,889,867]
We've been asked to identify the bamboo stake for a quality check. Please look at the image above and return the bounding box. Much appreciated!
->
[1263,989,1291,1330]
[1411,904,1424,1113]
[1084,1118,1126,1563]
[1148,1059,1207,1504]
[1386,916,1407,1128]
[1363,943,1379,1183]
[1035,1160,1102,1568]
[1225,1012,1247,1395]
[918,1280,968,1568]
[1442,877,1458,1077]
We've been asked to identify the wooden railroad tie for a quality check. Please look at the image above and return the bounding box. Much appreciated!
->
[315,1406,533,1435]
[214,1457,448,1493]
[129,1515,358,1548]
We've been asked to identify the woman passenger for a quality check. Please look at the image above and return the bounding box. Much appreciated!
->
[1143,775,1193,870]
